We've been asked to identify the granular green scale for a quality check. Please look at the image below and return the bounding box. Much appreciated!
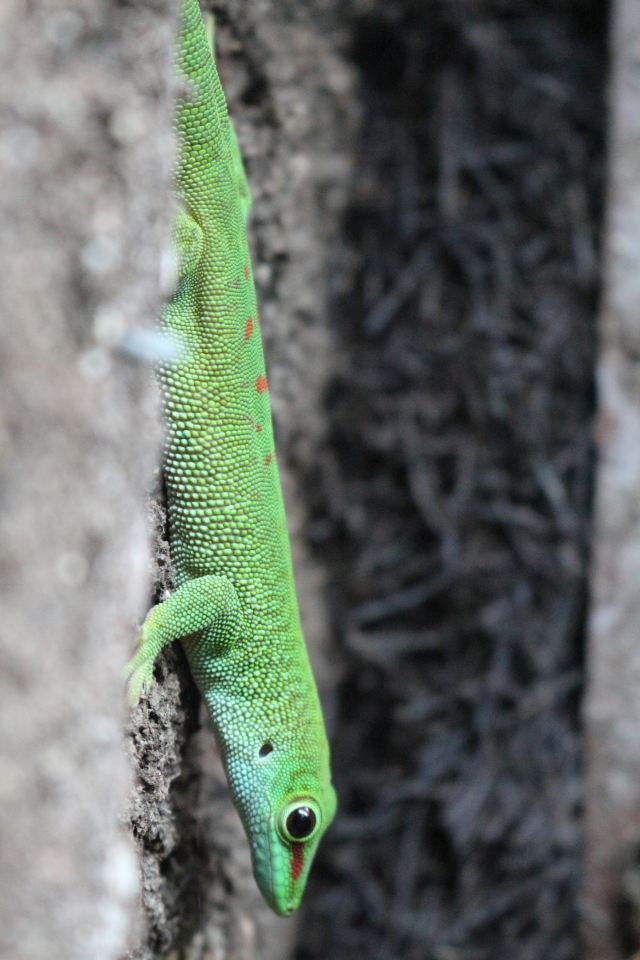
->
[127,0,336,916]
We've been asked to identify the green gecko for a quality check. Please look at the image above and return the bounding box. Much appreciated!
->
[127,0,336,917]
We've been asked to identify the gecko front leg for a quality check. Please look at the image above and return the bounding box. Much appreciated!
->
[126,574,242,705]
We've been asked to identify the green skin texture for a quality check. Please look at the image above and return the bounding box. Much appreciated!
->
[127,0,336,917]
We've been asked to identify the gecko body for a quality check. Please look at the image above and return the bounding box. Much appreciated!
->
[128,0,336,916]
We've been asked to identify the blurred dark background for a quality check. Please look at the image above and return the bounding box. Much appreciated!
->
[301,2,607,958]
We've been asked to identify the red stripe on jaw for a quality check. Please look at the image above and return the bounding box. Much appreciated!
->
[290,843,304,882]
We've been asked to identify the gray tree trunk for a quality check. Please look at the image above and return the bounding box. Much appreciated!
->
[0,1,353,959]
[584,1,640,957]
[0,1,174,959]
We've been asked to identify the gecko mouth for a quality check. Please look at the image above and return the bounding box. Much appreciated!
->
[260,805,293,916]
[260,832,302,916]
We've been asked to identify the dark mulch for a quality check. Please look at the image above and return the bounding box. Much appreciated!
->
[299,2,607,958]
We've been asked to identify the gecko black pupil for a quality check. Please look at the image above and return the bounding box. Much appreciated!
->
[286,806,316,839]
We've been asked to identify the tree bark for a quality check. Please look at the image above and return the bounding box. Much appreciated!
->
[0,2,174,959]
[0,0,351,956]
[584,1,640,957]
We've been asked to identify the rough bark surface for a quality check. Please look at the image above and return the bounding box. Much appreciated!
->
[584,2,640,957]
[0,1,174,959]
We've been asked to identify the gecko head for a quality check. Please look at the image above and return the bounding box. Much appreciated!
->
[226,736,337,916]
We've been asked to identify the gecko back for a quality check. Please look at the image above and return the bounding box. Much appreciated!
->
[132,0,338,916]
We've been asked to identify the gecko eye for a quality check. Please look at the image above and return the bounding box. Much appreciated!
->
[277,799,321,843]
[287,807,316,838]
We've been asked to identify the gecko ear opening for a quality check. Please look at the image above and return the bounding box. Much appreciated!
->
[258,741,273,758]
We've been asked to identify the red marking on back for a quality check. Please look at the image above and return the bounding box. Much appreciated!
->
[256,375,268,394]
[255,424,263,433]
[244,263,250,281]
[244,317,254,341]
[290,843,304,882]
[264,453,273,466]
